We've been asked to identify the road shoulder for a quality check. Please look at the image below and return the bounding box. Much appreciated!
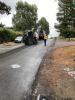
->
[30,40,75,100]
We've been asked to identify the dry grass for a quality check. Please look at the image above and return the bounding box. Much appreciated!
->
[33,46,75,100]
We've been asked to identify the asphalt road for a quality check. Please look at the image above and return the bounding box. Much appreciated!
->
[0,39,55,100]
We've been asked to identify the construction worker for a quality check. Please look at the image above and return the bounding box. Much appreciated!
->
[44,33,48,46]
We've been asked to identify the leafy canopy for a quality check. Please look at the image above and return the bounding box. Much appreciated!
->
[12,1,38,31]
[0,1,11,14]
[38,17,50,34]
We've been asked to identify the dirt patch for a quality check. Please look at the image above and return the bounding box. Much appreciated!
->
[3,42,16,46]
[32,46,75,100]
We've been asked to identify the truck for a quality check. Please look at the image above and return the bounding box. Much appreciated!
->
[37,26,44,40]
[23,30,38,45]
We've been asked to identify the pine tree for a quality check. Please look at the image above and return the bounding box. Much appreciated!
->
[56,0,75,38]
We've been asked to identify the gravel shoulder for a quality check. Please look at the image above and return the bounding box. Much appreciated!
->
[31,40,75,100]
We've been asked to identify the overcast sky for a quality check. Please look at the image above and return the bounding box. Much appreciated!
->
[0,0,59,36]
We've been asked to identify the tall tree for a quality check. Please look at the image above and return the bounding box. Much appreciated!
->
[56,0,75,38]
[0,1,11,14]
[12,1,38,31]
[38,17,50,34]
[0,23,4,27]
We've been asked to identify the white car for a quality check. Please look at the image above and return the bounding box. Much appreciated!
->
[15,36,23,43]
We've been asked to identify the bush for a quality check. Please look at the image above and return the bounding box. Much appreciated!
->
[0,28,23,43]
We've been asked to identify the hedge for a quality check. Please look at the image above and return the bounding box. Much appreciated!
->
[0,28,23,43]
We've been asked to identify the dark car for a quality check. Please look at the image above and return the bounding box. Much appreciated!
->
[23,30,38,45]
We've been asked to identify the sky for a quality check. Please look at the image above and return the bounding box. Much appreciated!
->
[0,0,59,37]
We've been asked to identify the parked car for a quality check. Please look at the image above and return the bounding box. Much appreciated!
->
[15,36,23,43]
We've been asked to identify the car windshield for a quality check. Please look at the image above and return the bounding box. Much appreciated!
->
[16,36,22,39]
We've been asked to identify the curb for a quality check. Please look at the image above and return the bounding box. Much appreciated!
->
[0,44,25,58]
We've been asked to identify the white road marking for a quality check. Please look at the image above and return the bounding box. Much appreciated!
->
[11,64,21,68]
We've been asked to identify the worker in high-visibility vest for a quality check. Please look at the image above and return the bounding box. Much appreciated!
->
[43,33,48,46]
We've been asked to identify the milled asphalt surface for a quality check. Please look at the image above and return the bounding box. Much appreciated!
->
[0,39,55,100]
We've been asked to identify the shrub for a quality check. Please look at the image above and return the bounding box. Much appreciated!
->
[0,28,23,43]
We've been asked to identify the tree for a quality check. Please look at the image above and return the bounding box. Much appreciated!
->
[56,0,75,38]
[0,1,11,14]
[38,17,50,34]
[0,23,4,27]
[12,1,38,32]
